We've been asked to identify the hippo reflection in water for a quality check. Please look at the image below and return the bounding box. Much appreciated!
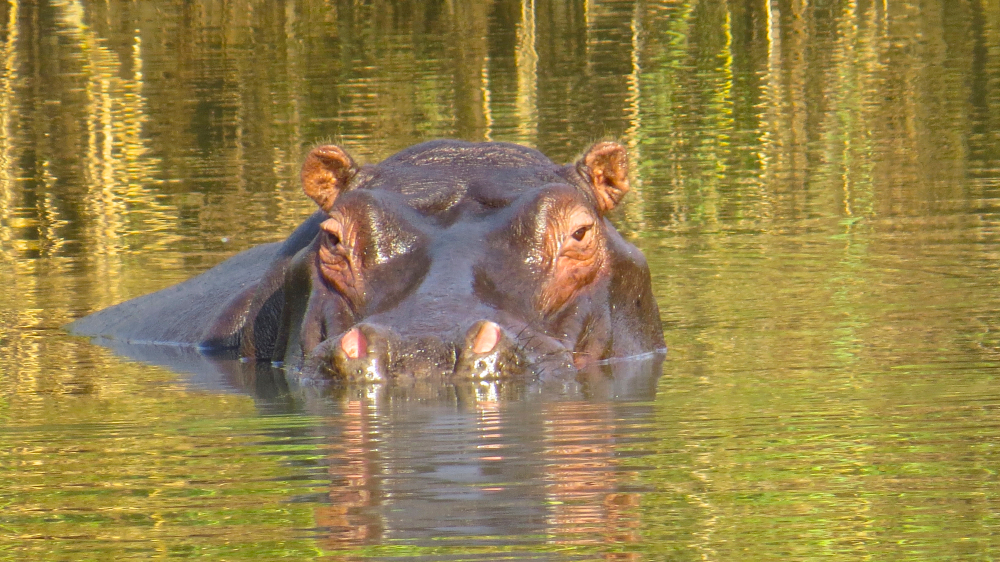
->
[69,140,665,383]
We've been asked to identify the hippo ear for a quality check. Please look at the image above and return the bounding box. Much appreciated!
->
[576,141,630,214]
[301,145,358,212]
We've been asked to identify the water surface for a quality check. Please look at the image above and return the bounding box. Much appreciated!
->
[2,1,1000,560]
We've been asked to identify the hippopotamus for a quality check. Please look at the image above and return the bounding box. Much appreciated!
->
[68,140,665,383]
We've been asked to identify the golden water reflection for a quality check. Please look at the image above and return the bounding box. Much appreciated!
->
[2,0,1000,559]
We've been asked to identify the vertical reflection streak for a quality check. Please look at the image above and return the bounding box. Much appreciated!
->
[760,0,778,194]
[515,0,538,144]
[126,31,147,195]
[482,54,493,141]
[624,0,646,231]
[284,0,301,142]
[841,0,858,220]
[227,1,246,194]
[625,0,642,152]
[718,0,735,173]
[272,0,304,226]
[758,0,781,223]
[0,0,18,261]
[100,73,115,226]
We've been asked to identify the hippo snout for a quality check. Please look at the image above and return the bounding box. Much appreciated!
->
[303,320,539,383]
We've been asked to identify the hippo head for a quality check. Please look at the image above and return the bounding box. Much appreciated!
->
[275,140,663,383]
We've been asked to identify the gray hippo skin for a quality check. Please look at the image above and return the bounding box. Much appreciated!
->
[69,140,665,383]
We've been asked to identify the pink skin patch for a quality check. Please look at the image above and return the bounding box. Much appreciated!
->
[472,321,501,355]
[341,327,367,359]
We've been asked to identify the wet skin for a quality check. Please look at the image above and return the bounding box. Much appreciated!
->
[68,140,665,383]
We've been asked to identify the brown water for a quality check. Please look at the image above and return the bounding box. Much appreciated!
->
[3,1,1000,560]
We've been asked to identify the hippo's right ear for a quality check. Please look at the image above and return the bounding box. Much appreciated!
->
[576,141,630,214]
[301,145,358,212]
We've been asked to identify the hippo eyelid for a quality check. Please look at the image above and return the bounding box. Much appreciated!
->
[320,218,343,245]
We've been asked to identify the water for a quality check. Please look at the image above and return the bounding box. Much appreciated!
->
[2,0,1000,560]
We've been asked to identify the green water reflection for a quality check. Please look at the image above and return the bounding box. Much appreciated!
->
[2,0,1000,560]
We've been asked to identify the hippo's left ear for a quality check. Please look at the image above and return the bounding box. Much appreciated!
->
[302,145,359,212]
[577,141,630,214]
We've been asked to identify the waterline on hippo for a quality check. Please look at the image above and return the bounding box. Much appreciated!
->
[68,140,666,386]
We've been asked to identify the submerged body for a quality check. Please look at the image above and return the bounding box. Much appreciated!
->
[69,140,665,382]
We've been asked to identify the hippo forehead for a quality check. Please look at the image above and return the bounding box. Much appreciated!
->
[348,140,578,216]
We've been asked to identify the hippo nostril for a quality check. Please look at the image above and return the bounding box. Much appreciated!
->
[471,321,501,355]
[341,327,367,360]
[457,320,528,380]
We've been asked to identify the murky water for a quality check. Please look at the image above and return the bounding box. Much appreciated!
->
[3,1,1000,560]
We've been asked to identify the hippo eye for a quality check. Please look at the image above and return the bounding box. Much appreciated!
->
[571,224,592,242]
[320,218,343,247]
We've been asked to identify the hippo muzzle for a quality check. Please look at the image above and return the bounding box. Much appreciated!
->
[303,319,536,383]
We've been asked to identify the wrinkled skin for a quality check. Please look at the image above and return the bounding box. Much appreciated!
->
[69,140,665,383]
